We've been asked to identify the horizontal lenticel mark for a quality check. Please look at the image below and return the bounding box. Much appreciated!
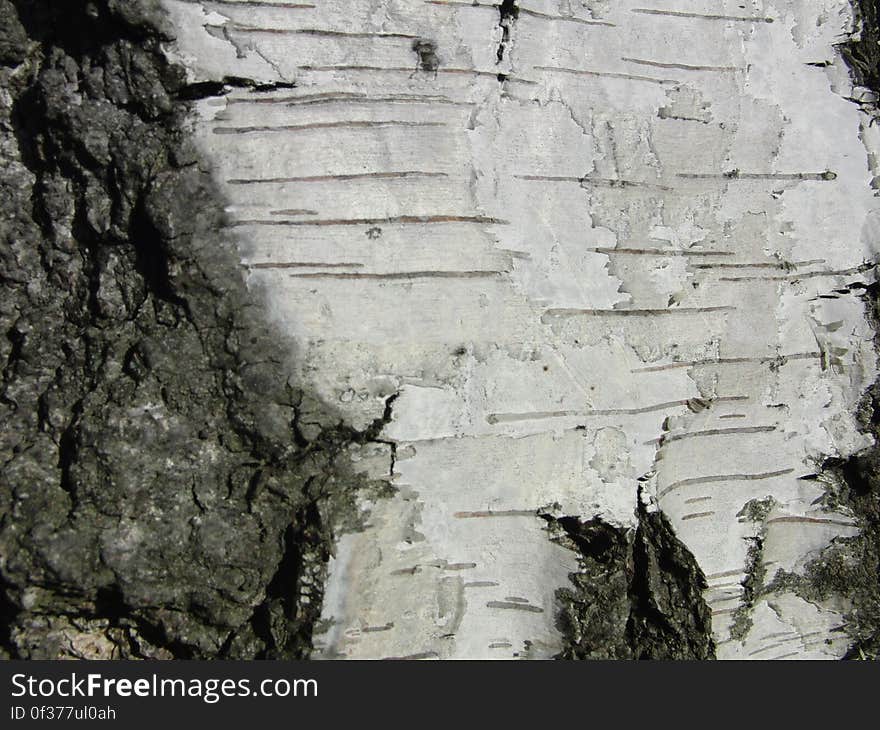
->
[229,214,508,227]
[622,56,741,72]
[534,65,678,84]
[486,396,749,424]
[657,469,795,498]
[631,352,821,372]
[227,171,449,184]
[543,305,735,317]
[454,509,537,518]
[287,270,505,280]
[212,120,445,134]
[646,425,776,445]
[681,511,715,521]
[486,601,544,613]
[631,8,773,23]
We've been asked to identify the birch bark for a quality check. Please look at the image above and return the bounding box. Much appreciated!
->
[161,0,880,659]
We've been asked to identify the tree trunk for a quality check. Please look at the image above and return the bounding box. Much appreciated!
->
[3,0,879,661]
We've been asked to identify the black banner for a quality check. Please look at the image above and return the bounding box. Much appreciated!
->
[0,660,876,727]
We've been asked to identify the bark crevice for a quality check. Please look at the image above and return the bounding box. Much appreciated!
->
[496,0,519,64]
[542,489,715,660]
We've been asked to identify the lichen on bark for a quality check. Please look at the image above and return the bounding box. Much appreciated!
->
[771,366,880,659]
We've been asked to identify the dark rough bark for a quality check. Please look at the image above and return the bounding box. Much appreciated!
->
[545,490,715,660]
[775,324,880,658]
[771,451,880,659]
[841,0,880,93]
[0,0,384,660]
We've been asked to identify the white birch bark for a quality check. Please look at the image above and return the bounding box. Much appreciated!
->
[160,0,880,659]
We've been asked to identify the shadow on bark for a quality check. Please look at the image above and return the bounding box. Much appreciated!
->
[0,0,390,660]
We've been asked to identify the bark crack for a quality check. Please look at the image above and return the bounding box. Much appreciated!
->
[496,0,518,64]
[541,488,715,659]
